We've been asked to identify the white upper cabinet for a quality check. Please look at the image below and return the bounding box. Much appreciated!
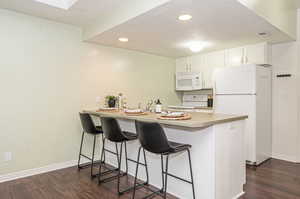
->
[176,55,203,72]
[176,57,189,72]
[203,50,226,89]
[225,42,271,67]
[225,47,244,67]
[175,42,271,90]
[245,42,270,66]
[189,54,203,72]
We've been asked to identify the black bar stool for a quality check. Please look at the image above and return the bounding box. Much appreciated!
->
[98,117,149,195]
[78,113,105,178]
[133,121,196,199]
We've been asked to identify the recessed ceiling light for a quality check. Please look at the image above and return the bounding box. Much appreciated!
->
[178,14,192,21]
[118,37,129,42]
[186,41,210,53]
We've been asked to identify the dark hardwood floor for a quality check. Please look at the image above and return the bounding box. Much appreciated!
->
[242,159,300,199]
[0,159,299,199]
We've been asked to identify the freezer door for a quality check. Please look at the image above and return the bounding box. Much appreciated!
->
[214,65,256,94]
[214,95,256,163]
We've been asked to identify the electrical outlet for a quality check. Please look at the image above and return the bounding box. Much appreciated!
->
[3,152,12,162]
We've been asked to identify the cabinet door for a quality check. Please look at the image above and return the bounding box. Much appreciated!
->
[225,47,244,67]
[176,57,189,73]
[190,54,204,72]
[245,43,268,65]
[204,50,226,88]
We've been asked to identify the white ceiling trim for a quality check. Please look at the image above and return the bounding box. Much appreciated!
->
[82,0,171,40]
[34,0,79,10]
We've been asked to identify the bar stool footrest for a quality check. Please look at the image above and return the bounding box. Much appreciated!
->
[99,171,127,184]
[162,171,193,184]
[118,182,148,195]
[78,160,103,169]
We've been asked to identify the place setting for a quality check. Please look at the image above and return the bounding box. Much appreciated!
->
[97,107,119,112]
[158,111,192,120]
[123,108,148,116]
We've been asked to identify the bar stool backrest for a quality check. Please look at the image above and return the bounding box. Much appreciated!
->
[101,117,125,142]
[79,113,98,135]
[135,121,171,154]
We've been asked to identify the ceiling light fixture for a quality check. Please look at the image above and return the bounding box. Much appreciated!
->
[118,37,129,42]
[178,14,192,21]
[186,41,210,53]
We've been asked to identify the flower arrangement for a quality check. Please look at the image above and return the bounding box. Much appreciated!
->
[105,95,117,108]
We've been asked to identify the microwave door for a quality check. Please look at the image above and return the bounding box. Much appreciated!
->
[176,77,193,91]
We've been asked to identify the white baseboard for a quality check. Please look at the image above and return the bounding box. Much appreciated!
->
[0,160,79,183]
[233,191,245,199]
[272,153,299,163]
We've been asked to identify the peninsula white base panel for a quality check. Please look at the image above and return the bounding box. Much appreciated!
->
[103,119,245,199]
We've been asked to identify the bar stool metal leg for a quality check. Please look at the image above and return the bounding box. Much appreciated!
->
[98,138,105,184]
[98,140,127,187]
[102,133,106,163]
[164,155,169,199]
[132,146,142,199]
[187,149,196,199]
[124,142,129,174]
[160,155,164,193]
[143,149,149,185]
[90,135,97,178]
[77,131,85,169]
[116,142,124,195]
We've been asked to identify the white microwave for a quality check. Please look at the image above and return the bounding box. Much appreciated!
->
[176,72,203,91]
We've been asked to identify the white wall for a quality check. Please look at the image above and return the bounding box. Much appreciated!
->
[271,42,299,162]
[270,9,300,163]
[0,9,180,175]
[238,0,297,39]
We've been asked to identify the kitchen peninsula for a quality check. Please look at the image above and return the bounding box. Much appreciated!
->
[85,110,248,199]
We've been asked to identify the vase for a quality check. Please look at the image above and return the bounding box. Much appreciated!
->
[108,99,116,108]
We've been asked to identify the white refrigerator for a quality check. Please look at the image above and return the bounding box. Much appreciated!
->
[213,64,272,165]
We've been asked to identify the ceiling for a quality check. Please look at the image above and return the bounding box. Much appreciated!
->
[0,0,132,27]
[88,0,292,57]
[0,0,294,58]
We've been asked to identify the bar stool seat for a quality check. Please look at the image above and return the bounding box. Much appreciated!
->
[122,131,138,140]
[98,117,149,196]
[133,121,196,199]
[78,113,105,178]
[166,141,191,154]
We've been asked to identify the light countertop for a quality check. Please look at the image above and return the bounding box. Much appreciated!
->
[84,110,248,129]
